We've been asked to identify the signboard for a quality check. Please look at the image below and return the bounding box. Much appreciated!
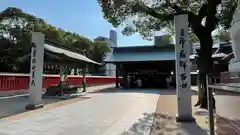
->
[28,32,45,107]
[174,14,194,121]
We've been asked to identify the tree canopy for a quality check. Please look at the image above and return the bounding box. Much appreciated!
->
[0,7,111,73]
[98,0,239,108]
[98,0,238,72]
[98,0,237,40]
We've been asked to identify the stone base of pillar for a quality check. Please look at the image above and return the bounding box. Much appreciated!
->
[25,103,44,110]
[176,114,196,123]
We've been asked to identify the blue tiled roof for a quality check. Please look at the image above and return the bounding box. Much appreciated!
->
[105,51,175,63]
[105,50,227,63]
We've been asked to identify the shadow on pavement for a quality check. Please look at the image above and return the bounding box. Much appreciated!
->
[119,112,208,135]
[0,95,89,119]
[151,113,208,135]
[216,116,240,135]
[119,113,154,135]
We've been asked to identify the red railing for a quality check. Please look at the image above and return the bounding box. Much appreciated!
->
[0,73,118,91]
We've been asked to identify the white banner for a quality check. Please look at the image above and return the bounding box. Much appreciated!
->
[174,14,193,121]
[28,32,45,106]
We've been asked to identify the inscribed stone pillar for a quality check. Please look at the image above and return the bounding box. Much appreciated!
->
[26,32,45,110]
[174,14,195,122]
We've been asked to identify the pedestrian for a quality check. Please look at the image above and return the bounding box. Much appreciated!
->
[135,78,142,88]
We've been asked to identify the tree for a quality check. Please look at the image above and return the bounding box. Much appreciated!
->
[0,7,111,73]
[89,40,112,73]
[91,40,112,62]
[159,23,199,43]
[98,0,238,108]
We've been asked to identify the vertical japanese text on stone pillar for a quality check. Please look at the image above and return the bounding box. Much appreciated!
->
[31,43,37,86]
[179,28,187,89]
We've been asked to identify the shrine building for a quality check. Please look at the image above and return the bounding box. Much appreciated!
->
[105,34,232,89]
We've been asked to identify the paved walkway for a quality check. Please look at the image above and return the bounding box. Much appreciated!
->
[0,88,159,135]
[0,84,115,119]
[149,89,210,135]
[192,85,240,134]
[0,87,239,135]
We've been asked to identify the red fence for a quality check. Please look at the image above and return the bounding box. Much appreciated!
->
[0,73,117,91]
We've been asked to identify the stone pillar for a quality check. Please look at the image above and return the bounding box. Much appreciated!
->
[174,14,195,122]
[26,32,45,110]
[115,63,120,88]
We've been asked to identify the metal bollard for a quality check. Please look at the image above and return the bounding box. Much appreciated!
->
[206,74,215,135]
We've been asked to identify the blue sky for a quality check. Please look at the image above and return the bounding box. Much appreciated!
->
[0,0,153,46]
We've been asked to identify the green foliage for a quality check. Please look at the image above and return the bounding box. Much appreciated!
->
[98,0,239,109]
[91,40,112,62]
[0,7,111,73]
[162,34,172,43]
[157,23,199,43]
[98,0,237,40]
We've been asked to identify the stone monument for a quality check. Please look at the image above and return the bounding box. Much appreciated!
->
[25,32,45,110]
[229,5,240,72]
[174,14,195,122]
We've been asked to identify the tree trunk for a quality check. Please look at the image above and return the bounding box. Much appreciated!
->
[196,31,216,109]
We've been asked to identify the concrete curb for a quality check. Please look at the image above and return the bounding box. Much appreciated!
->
[42,93,87,100]
[0,89,28,97]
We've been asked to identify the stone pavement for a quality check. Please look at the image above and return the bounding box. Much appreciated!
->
[149,89,210,135]
[0,87,239,135]
[0,84,114,119]
[151,88,240,135]
[192,85,240,134]
[86,84,115,93]
[0,88,159,135]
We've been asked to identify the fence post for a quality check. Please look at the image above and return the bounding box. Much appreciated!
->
[206,74,215,135]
